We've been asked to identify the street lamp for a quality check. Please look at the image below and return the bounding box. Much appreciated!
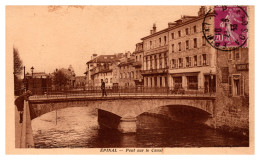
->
[31,66,34,93]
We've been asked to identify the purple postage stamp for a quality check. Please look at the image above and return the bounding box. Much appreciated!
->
[214,6,248,49]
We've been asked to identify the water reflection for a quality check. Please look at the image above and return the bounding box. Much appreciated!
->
[31,107,248,148]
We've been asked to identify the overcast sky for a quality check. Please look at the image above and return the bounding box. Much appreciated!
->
[6,6,200,76]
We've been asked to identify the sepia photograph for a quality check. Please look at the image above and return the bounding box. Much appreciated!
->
[5,5,254,154]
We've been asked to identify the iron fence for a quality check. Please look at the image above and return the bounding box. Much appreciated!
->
[27,86,216,99]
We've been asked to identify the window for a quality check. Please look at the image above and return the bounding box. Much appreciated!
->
[159,54,162,69]
[164,36,167,45]
[194,55,197,66]
[178,30,181,37]
[231,75,244,96]
[150,41,152,49]
[186,57,190,67]
[178,42,182,51]
[171,33,174,39]
[193,25,197,33]
[186,40,189,49]
[194,38,197,48]
[172,59,176,68]
[159,38,161,46]
[155,55,158,69]
[185,28,189,35]
[136,56,138,61]
[173,77,182,88]
[202,36,206,46]
[164,53,167,68]
[150,56,153,69]
[186,57,191,67]
[172,44,175,53]
[202,54,207,65]
[187,76,198,90]
[146,57,148,70]
[110,78,112,83]
[179,58,183,68]
[236,52,240,60]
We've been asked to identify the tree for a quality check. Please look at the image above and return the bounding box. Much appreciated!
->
[53,70,69,90]
[13,47,23,95]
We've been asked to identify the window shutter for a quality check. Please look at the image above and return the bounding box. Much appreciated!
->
[190,56,193,67]
[240,75,244,96]
[228,76,232,96]
[183,58,186,68]
[198,54,202,66]
[176,59,179,68]
[206,54,210,66]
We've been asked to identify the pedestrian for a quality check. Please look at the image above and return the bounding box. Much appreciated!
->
[101,79,107,97]
[14,90,32,123]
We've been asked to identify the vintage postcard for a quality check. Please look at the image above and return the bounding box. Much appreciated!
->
[6,5,255,154]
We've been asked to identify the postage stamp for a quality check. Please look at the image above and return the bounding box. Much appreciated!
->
[203,6,248,51]
[5,5,254,155]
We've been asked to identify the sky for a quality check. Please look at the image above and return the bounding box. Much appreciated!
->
[6,6,200,76]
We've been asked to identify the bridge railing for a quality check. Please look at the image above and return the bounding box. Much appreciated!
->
[28,86,216,99]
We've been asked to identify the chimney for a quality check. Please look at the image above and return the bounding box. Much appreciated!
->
[91,53,97,60]
[198,6,206,16]
[153,23,156,33]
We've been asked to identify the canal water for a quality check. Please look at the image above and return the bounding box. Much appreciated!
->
[31,107,249,148]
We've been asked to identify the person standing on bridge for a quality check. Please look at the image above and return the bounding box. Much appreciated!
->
[101,79,107,97]
[15,90,32,123]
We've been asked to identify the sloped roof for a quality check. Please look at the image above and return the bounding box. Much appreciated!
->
[26,72,49,78]
[87,55,117,64]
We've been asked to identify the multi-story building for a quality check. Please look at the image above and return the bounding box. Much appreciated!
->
[140,6,216,93]
[141,24,169,88]
[118,52,136,87]
[25,72,52,94]
[168,6,216,93]
[214,48,249,134]
[75,76,86,89]
[132,42,144,87]
[86,54,118,88]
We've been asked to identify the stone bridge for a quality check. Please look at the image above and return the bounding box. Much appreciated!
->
[28,95,215,133]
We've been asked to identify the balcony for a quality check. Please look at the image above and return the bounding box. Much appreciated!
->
[141,68,168,75]
[145,45,168,55]
[132,61,142,68]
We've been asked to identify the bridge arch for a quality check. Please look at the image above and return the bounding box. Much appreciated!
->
[29,96,215,133]
[138,104,212,124]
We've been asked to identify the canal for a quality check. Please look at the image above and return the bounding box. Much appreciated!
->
[31,107,249,148]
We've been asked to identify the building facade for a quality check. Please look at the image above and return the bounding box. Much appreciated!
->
[141,24,169,88]
[75,76,86,89]
[168,6,216,94]
[25,72,52,94]
[215,48,249,135]
[132,42,144,87]
[86,54,118,88]
[118,53,136,88]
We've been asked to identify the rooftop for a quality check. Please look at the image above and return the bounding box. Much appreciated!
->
[87,55,118,64]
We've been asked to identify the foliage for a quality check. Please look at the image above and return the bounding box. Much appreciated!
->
[13,47,23,76]
[53,70,69,90]
[13,47,23,95]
